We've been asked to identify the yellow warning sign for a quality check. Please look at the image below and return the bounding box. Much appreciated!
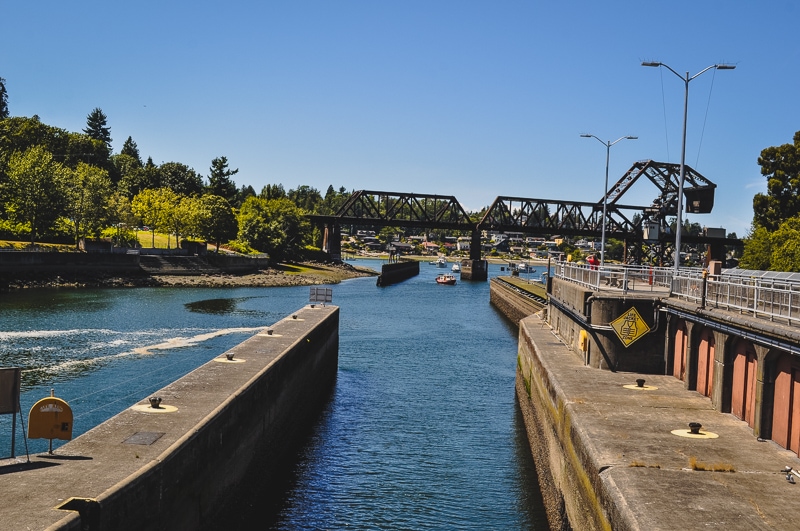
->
[610,307,651,347]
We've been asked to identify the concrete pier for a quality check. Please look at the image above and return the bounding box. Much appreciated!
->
[460,259,488,281]
[516,312,800,530]
[0,305,339,531]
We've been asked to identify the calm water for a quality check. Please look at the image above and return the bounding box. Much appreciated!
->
[0,260,547,529]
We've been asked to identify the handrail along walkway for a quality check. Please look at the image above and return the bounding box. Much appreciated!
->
[554,262,800,326]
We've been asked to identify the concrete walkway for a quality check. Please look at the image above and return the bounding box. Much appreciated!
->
[520,313,800,530]
[0,305,336,531]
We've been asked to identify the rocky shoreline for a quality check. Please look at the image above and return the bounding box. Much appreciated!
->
[0,261,379,291]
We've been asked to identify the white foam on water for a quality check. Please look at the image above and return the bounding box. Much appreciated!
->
[19,327,266,376]
[132,327,265,355]
[0,329,117,340]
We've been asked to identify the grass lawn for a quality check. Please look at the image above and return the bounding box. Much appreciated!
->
[136,230,176,249]
[0,240,75,251]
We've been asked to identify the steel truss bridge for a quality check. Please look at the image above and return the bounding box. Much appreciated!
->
[308,160,741,264]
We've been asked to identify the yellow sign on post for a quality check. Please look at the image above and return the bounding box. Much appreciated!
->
[610,307,651,347]
[28,396,73,441]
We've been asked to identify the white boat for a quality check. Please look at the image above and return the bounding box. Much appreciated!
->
[436,273,457,285]
[436,256,447,268]
[451,263,461,272]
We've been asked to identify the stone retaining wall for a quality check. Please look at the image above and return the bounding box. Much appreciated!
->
[489,277,545,325]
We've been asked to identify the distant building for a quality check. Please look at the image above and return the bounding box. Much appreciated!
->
[422,241,440,254]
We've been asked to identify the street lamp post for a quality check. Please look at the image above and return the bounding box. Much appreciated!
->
[580,134,637,267]
[641,61,735,272]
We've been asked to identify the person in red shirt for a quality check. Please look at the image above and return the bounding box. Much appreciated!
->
[587,254,599,270]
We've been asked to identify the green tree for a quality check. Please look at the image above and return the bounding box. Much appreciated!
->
[120,136,142,166]
[753,131,800,231]
[378,226,401,245]
[107,191,138,246]
[195,194,237,252]
[119,157,161,199]
[740,226,772,270]
[605,238,624,261]
[63,162,112,246]
[260,183,286,200]
[162,192,192,249]
[83,108,112,148]
[110,153,142,188]
[132,188,171,247]
[160,162,203,197]
[237,196,310,262]
[768,218,800,272]
[288,185,322,212]
[320,185,351,215]
[1,116,66,170]
[0,77,8,119]
[3,146,68,244]
[0,115,109,171]
[207,156,238,203]
[235,184,256,207]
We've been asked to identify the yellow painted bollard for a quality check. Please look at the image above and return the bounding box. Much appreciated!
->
[28,390,73,454]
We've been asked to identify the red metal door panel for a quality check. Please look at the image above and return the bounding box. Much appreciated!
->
[732,340,757,427]
[745,354,757,426]
[772,355,792,449]
[673,322,687,381]
[696,329,715,397]
[790,369,800,455]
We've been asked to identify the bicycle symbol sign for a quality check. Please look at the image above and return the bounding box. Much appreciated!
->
[610,307,651,347]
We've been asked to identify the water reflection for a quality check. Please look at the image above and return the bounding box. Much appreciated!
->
[185,296,268,317]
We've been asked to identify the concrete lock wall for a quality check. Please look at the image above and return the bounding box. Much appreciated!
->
[489,278,545,325]
[376,260,419,286]
[548,278,665,373]
[515,316,611,531]
[26,305,339,531]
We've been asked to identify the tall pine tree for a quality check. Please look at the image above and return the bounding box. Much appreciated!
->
[207,156,239,204]
[0,77,8,118]
[83,107,112,148]
[120,136,142,167]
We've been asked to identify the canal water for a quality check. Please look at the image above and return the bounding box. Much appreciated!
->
[0,260,548,529]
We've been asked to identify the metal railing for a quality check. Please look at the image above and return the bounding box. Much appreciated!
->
[555,262,800,325]
[671,271,800,326]
[553,262,674,293]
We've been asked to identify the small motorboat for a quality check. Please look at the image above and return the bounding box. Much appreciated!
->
[451,263,461,272]
[436,273,457,285]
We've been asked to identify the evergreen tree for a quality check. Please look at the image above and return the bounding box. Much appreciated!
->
[260,183,286,200]
[0,76,8,118]
[207,156,238,203]
[120,136,142,167]
[235,184,256,207]
[83,107,112,148]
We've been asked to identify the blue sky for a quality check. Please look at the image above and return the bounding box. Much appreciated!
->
[3,1,799,237]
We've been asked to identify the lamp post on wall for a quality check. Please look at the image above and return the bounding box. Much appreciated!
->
[641,61,735,272]
[580,134,637,267]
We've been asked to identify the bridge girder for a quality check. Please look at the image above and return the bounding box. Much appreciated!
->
[328,190,475,231]
[306,162,738,265]
[477,196,650,239]
[605,159,717,216]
